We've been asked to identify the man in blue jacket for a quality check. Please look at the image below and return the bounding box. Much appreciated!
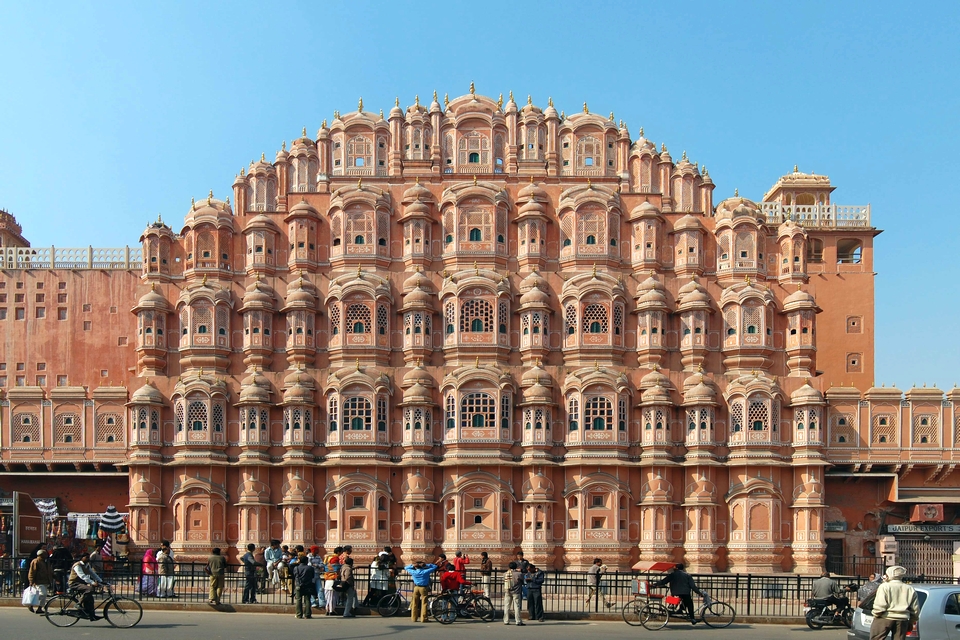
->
[405,560,438,622]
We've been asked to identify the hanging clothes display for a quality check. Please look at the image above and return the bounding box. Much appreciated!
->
[99,505,125,534]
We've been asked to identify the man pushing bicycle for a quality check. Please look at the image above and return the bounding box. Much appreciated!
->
[652,563,704,625]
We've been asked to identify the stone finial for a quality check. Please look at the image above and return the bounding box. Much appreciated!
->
[260,152,265,162]
[682,150,687,160]
[444,93,449,106]
[548,97,553,107]
[395,96,400,107]
[745,275,751,285]
[281,141,286,151]
[639,126,644,137]
[191,197,196,208]
[475,356,480,368]
[609,111,614,121]
[592,263,597,277]
[357,264,363,279]
[225,196,230,205]
[794,164,799,172]
[498,93,503,109]
[473,175,478,186]
[587,178,592,189]
[201,274,207,285]
[583,102,589,114]
[474,261,479,275]
[358,97,363,112]
[379,109,383,119]
[302,127,307,137]
[734,188,739,197]
[357,178,363,190]
[469,81,475,95]
[321,119,327,128]
[415,94,420,107]
[356,358,361,371]
[594,361,600,371]
[535,357,542,368]
[527,94,532,105]
[433,90,438,102]
[240,167,245,176]
[619,119,624,129]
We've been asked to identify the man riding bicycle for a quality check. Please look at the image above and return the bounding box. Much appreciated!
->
[652,563,704,625]
[69,552,105,621]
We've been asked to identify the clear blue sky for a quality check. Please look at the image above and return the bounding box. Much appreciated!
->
[1,1,957,389]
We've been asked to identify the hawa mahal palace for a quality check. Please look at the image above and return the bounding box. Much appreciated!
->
[1,87,957,575]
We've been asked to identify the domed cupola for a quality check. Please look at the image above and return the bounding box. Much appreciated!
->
[515,270,552,364]
[633,273,669,368]
[280,275,319,369]
[515,179,550,268]
[519,362,556,456]
[399,180,434,267]
[238,278,277,370]
[675,276,713,371]
[279,369,316,455]
[181,194,236,279]
[628,201,665,270]
[399,362,436,456]
[140,216,176,280]
[400,271,436,365]
[235,369,272,456]
[132,284,172,376]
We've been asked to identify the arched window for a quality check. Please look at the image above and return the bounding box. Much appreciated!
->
[188,400,207,431]
[469,152,480,163]
[345,304,371,334]
[583,396,613,430]
[586,235,596,245]
[460,299,493,333]
[343,396,372,430]
[576,136,601,169]
[354,235,365,245]
[460,393,496,431]
[469,228,482,241]
[581,304,608,334]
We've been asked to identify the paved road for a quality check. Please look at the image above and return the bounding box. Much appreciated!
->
[2,607,849,639]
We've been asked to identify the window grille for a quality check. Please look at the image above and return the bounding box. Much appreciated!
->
[346,208,374,245]
[584,396,613,430]
[344,396,372,430]
[914,414,939,445]
[328,396,339,431]
[460,393,495,430]
[212,403,224,432]
[377,396,388,431]
[576,136,601,168]
[457,132,490,166]
[377,304,389,336]
[446,394,456,429]
[347,135,372,168]
[730,401,744,432]
[13,412,39,443]
[175,402,185,432]
[460,299,493,332]
[498,301,508,334]
[96,412,124,443]
[568,397,579,431]
[501,394,511,431]
[329,302,341,335]
[346,304,371,334]
[582,304,608,334]
[187,401,208,431]
[55,411,81,444]
[565,305,578,335]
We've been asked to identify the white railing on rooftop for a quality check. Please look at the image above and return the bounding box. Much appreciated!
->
[759,203,871,228]
[1,246,143,270]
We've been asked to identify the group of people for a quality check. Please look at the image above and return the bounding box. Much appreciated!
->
[404,550,547,625]
[812,566,920,640]
[232,541,399,619]
[26,544,122,621]
[138,542,176,598]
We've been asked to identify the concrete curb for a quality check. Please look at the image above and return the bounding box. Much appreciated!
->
[0,598,804,624]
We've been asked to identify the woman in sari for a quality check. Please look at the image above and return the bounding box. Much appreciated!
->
[140,548,158,596]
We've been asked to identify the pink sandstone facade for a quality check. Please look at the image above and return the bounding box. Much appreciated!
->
[1,88,957,575]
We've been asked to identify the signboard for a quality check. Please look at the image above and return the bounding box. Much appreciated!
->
[14,491,44,555]
[887,524,960,534]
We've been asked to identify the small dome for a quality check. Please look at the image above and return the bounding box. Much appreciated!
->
[283,381,314,404]
[504,92,518,113]
[642,383,672,405]
[543,100,559,120]
[239,379,270,404]
[521,363,552,387]
[403,180,433,203]
[242,280,274,310]
[683,378,717,405]
[283,368,315,389]
[135,286,170,312]
[249,157,276,176]
[640,367,671,390]
[403,382,433,405]
[389,99,404,119]
[183,196,233,228]
[517,179,548,202]
[783,287,817,309]
[281,474,315,502]
[283,277,318,308]
[403,270,433,293]
[245,213,279,232]
[519,282,550,307]
[518,270,546,293]
[130,382,164,405]
[402,363,434,388]
[403,284,433,308]
[673,214,703,231]
[523,382,554,405]
[791,383,824,406]
[287,198,320,218]
[677,279,710,310]
[630,201,662,220]
[429,92,442,113]
[715,196,761,221]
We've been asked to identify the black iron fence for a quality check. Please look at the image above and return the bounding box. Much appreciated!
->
[2,558,955,618]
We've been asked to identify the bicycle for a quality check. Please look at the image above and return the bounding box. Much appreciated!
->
[377,588,410,617]
[45,583,143,628]
[638,591,735,630]
[430,588,496,624]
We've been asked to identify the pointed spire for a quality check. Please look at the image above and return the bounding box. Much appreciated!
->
[260,152,265,162]
[639,126,644,137]
[415,94,420,107]
[444,93,449,106]
[358,96,363,112]
[609,111,614,121]
[302,126,307,137]
[548,97,553,107]
[583,102,589,114]
[379,108,383,119]
[395,96,400,107]
[356,358,361,372]
[281,140,286,151]
[469,81,475,95]
[527,94,532,105]
[357,178,363,190]
[475,356,480,368]
[734,188,739,197]
[433,90,438,102]
[497,93,503,109]
[473,174,477,186]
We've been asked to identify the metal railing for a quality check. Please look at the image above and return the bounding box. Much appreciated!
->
[4,558,936,617]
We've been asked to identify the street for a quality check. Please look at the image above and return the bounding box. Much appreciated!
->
[1,608,849,639]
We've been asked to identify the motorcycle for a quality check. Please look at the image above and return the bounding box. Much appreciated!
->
[805,597,854,629]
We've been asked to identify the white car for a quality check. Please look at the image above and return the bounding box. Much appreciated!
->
[848,584,960,640]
